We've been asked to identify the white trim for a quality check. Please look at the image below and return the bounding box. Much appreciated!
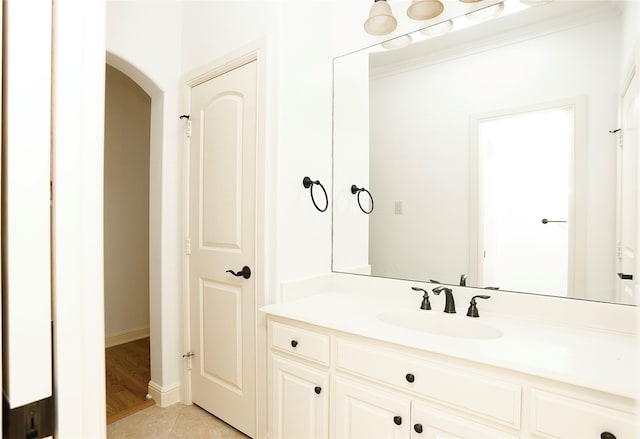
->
[105,327,150,348]
[52,1,107,437]
[469,97,587,298]
[4,0,52,408]
[148,381,181,408]
[181,38,270,439]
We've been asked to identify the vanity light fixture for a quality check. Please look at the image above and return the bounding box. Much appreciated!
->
[382,34,413,50]
[466,2,505,22]
[364,0,398,36]
[420,19,454,37]
[407,0,444,21]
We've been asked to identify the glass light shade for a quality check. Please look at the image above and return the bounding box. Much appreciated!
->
[407,0,444,21]
[466,2,505,22]
[420,19,454,37]
[364,0,398,36]
[381,34,413,50]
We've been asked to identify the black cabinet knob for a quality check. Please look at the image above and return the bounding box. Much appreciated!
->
[314,386,322,395]
[290,340,298,348]
[405,373,415,383]
[393,416,402,426]
[414,424,423,434]
[601,433,616,439]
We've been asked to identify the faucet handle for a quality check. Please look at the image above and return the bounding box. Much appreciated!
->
[411,287,431,310]
[467,295,491,318]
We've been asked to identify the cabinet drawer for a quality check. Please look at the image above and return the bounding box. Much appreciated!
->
[413,402,519,439]
[530,389,637,439]
[270,321,330,366]
[336,339,521,428]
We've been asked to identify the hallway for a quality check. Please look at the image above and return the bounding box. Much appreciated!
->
[106,337,155,424]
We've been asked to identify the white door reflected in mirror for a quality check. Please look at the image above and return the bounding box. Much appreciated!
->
[477,106,573,297]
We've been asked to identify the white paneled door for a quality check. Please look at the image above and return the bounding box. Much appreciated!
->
[188,60,257,437]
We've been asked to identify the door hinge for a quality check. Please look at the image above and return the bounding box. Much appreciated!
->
[185,238,191,255]
[182,351,195,370]
[610,128,622,147]
[180,114,191,138]
[617,241,623,259]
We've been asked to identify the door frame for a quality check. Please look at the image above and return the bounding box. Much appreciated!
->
[181,38,270,438]
[469,97,587,298]
[615,48,640,304]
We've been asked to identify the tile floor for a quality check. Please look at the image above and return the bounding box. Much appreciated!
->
[107,403,250,438]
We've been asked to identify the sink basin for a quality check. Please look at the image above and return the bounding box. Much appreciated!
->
[377,311,503,339]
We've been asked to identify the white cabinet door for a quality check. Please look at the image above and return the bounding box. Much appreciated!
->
[412,402,519,439]
[271,356,329,439]
[334,377,410,439]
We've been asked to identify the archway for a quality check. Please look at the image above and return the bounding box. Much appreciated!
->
[105,52,166,407]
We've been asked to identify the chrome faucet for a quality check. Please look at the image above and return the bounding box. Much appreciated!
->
[432,286,455,313]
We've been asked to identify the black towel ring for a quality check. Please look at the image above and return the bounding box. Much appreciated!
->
[303,176,328,212]
[351,185,374,214]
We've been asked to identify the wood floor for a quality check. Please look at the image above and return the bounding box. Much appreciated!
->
[105,337,155,424]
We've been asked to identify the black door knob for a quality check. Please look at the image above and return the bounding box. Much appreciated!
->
[414,424,423,434]
[226,265,251,279]
[601,433,617,439]
[290,340,298,348]
[405,373,415,383]
[314,386,322,395]
[393,416,402,426]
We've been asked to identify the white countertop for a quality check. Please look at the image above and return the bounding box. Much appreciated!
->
[262,291,638,399]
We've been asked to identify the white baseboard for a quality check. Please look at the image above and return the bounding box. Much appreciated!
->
[148,381,181,408]
[104,326,150,348]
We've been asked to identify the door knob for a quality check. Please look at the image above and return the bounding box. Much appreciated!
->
[226,266,251,279]
[393,416,402,426]
[414,424,423,434]
[314,386,322,395]
[541,218,567,224]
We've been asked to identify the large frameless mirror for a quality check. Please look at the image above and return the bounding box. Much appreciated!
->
[332,0,639,305]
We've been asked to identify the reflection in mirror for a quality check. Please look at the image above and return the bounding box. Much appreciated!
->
[332,0,639,305]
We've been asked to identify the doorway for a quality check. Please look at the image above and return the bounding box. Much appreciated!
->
[186,59,258,438]
[103,64,152,422]
[470,99,586,297]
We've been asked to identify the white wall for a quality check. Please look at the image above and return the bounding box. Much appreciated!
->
[368,13,621,300]
[104,65,151,339]
[183,0,336,290]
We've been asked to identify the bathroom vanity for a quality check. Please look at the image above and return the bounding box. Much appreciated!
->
[262,275,638,439]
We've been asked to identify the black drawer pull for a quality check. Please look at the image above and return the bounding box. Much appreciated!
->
[314,386,322,395]
[290,340,298,348]
[393,416,402,426]
[405,373,415,383]
[601,433,616,439]
[414,424,423,434]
